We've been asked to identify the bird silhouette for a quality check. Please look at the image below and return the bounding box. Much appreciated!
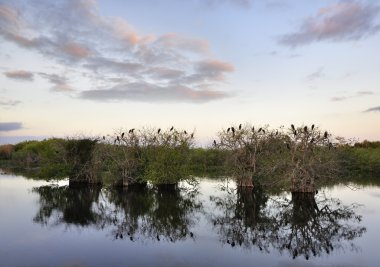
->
[293,130,297,136]
[213,140,217,146]
[258,128,262,133]
[239,124,242,130]
[311,124,315,130]
[252,126,255,132]
[120,233,123,239]
[131,128,135,133]
[121,132,125,138]
[291,124,295,131]
[190,232,194,238]
[262,129,266,134]
[170,126,174,131]
[227,127,230,133]
[116,136,120,142]
[324,131,328,138]
[156,235,160,241]
[191,133,194,138]
[184,130,187,134]
[231,127,235,133]
[158,128,161,134]
[231,241,235,247]
[304,126,308,133]
[275,130,278,135]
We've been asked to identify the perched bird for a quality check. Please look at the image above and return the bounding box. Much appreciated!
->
[190,232,194,238]
[130,236,133,241]
[131,128,135,133]
[324,131,328,139]
[158,128,161,134]
[227,127,230,133]
[231,127,235,133]
[116,136,120,142]
[231,241,235,247]
[258,128,262,133]
[120,233,123,239]
[213,140,217,146]
[128,129,132,133]
[239,124,242,130]
[291,124,295,131]
[184,130,187,134]
[262,129,266,134]
[191,133,194,138]
[170,126,174,131]
[121,132,125,138]
[304,126,308,133]
[252,126,255,132]
[293,130,297,136]
[276,130,278,135]
[156,235,160,241]
[311,124,315,130]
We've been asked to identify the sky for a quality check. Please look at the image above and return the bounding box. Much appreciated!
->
[0,0,379,144]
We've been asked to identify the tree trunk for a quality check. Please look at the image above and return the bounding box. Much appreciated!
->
[290,177,315,193]
[237,175,254,187]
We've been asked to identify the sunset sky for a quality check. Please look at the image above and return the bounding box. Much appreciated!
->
[0,0,379,144]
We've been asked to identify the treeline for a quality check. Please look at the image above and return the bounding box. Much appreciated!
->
[0,124,379,192]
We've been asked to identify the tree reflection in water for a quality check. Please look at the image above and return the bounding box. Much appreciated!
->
[32,184,203,242]
[210,186,366,259]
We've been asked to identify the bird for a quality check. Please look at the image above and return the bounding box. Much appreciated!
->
[170,126,174,131]
[158,128,161,134]
[231,241,235,247]
[239,124,242,130]
[262,129,266,134]
[310,137,315,144]
[130,236,133,241]
[276,130,278,135]
[116,136,120,142]
[311,124,315,130]
[213,140,217,146]
[258,128,262,133]
[190,133,194,138]
[324,131,328,138]
[227,127,230,133]
[121,132,125,138]
[170,237,173,242]
[190,232,194,238]
[184,130,187,134]
[120,233,123,239]
[293,130,297,137]
[156,235,160,241]
[128,129,132,133]
[131,128,135,133]
[231,127,235,133]
[304,126,308,133]
[252,126,255,132]
[291,124,295,131]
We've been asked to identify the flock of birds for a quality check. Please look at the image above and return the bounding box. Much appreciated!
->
[114,231,194,242]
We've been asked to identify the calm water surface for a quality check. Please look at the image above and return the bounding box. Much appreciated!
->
[1,171,380,267]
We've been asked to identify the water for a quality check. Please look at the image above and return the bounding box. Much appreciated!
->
[0,171,379,267]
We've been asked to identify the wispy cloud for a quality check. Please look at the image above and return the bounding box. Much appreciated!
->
[80,82,228,103]
[0,98,22,107]
[0,122,23,131]
[364,106,380,112]
[0,0,234,103]
[3,70,34,81]
[331,90,375,102]
[306,67,324,82]
[279,1,380,47]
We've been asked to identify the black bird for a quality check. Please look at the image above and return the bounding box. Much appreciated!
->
[252,126,255,132]
[191,133,194,138]
[324,131,328,138]
[293,130,297,136]
[227,127,230,133]
[157,235,160,241]
[276,130,278,135]
[116,136,120,142]
[291,124,295,131]
[304,126,308,133]
[158,128,161,134]
[190,232,194,238]
[128,129,132,133]
[170,237,173,242]
[231,127,235,133]
[311,124,315,130]
[184,130,187,134]
[227,239,230,244]
[231,241,235,247]
[120,233,123,239]
[131,128,135,133]
[258,128,262,133]
[262,129,266,134]
[170,126,174,131]
[130,236,133,241]
[213,140,217,146]
[121,132,125,138]
[239,124,242,130]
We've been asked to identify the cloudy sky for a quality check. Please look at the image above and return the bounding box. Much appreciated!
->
[0,0,379,144]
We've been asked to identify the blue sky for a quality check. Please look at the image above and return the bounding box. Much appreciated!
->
[0,0,379,144]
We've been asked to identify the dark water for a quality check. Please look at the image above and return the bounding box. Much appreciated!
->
[0,172,379,267]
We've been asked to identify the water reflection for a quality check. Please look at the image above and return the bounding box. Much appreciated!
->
[209,187,366,259]
[33,184,203,242]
